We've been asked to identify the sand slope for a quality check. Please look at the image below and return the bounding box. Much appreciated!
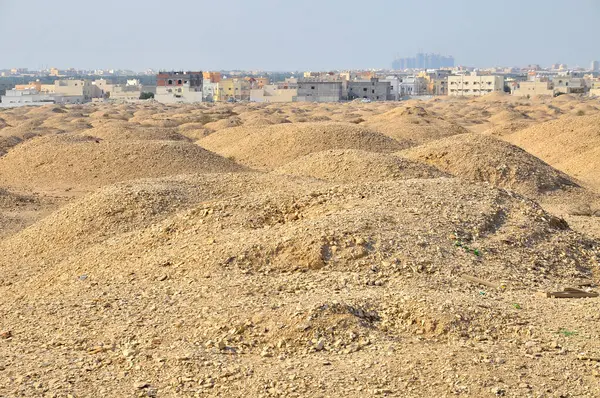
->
[273,149,448,182]
[402,133,579,196]
[200,122,405,170]
[505,114,600,190]
[0,134,246,190]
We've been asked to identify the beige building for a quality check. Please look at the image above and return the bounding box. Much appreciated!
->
[250,84,297,103]
[589,81,600,97]
[54,80,95,101]
[512,80,554,97]
[448,73,504,96]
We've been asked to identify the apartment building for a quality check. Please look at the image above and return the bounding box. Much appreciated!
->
[512,79,554,97]
[250,84,297,103]
[347,78,390,101]
[54,80,95,101]
[589,81,600,97]
[295,78,343,102]
[202,71,222,83]
[553,75,586,95]
[1,88,85,106]
[155,71,203,104]
[202,81,218,102]
[448,73,504,96]
[215,78,251,102]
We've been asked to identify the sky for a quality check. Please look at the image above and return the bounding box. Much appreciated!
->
[0,0,599,71]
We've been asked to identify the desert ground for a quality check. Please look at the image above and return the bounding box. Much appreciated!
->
[1,93,600,397]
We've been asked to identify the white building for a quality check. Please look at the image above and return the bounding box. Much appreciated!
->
[202,81,218,102]
[381,76,401,100]
[1,88,84,107]
[448,73,504,96]
[398,76,428,97]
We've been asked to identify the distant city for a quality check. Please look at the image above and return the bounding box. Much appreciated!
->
[1,52,600,107]
[392,53,455,70]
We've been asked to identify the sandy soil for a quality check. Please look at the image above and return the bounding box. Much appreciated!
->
[1,95,600,397]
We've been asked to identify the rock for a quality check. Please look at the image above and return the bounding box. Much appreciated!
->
[0,330,12,339]
[134,382,149,389]
[315,339,325,351]
[122,348,137,358]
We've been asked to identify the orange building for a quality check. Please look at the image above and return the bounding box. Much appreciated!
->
[203,71,222,83]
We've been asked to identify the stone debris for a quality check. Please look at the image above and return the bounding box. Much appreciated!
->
[0,97,600,397]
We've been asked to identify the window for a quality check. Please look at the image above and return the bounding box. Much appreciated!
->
[168,80,173,85]
[311,86,315,90]
[178,80,182,84]
[363,88,367,92]
[372,90,375,93]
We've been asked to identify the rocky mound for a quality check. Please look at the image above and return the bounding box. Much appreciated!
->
[0,136,22,156]
[203,116,243,131]
[199,122,405,170]
[402,133,579,196]
[273,149,448,182]
[505,114,600,190]
[0,134,246,190]
[85,122,191,142]
[364,106,470,146]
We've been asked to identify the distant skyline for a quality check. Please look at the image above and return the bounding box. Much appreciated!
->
[1,0,599,71]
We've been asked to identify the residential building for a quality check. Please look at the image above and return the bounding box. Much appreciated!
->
[155,71,203,104]
[203,81,218,102]
[418,70,451,96]
[592,61,599,72]
[203,71,222,83]
[1,88,84,106]
[382,76,401,100]
[110,80,143,102]
[54,80,95,101]
[250,84,297,103]
[448,73,505,96]
[295,78,343,102]
[589,81,600,97]
[553,74,586,94]
[347,78,390,101]
[398,76,428,97]
[93,79,114,98]
[512,79,554,97]
[214,78,251,102]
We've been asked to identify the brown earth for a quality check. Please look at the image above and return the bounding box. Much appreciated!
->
[1,96,600,398]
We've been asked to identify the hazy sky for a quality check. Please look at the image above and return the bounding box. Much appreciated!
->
[1,0,599,71]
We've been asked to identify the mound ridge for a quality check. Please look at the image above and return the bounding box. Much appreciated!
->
[402,133,580,196]
[199,122,405,170]
[85,121,191,142]
[273,149,448,182]
[505,114,600,190]
[0,133,246,190]
[3,174,597,295]
[364,106,470,146]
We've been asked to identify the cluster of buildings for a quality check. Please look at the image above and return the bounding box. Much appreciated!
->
[3,60,600,106]
[0,78,151,106]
